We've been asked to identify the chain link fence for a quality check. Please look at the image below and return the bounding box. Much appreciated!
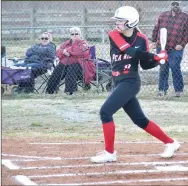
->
[1,1,188,97]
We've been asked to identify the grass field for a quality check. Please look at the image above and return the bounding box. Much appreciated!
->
[2,89,188,141]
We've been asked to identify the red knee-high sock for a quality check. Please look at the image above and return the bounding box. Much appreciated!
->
[102,121,115,153]
[144,120,174,144]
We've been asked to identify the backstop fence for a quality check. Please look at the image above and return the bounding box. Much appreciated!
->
[1,1,188,97]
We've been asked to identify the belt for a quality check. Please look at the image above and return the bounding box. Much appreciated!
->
[112,70,129,76]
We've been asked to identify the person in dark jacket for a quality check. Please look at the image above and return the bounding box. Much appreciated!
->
[14,32,56,93]
[90,6,180,163]
[46,27,95,95]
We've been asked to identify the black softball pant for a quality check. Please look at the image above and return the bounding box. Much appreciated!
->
[100,79,149,129]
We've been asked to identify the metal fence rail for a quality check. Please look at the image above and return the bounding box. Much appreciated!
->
[1,1,188,96]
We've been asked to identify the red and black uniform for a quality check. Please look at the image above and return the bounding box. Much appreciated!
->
[100,29,173,154]
[100,29,158,127]
[110,29,159,81]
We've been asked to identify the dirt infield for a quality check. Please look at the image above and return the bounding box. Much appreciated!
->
[2,138,188,186]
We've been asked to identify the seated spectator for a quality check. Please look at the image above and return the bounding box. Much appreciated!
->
[14,32,56,93]
[46,26,95,95]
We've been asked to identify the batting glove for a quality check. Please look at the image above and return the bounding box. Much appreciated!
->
[154,50,168,64]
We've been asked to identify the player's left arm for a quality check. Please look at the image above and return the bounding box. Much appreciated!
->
[109,30,166,64]
[139,37,160,70]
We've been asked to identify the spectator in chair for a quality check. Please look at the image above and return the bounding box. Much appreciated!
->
[151,1,188,97]
[14,32,56,93]
[46,26,95,95]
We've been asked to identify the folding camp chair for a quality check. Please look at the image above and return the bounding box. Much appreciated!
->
[89,46,112,92]
[6,57,58,93]
[34,58,58,93]
[1,66,32,94]
[51,46,112,94]
[53,48,95,93]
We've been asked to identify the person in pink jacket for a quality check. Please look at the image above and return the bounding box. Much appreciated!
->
[46,27,95,95]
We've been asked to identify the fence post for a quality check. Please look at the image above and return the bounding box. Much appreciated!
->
[81,7,87,40]
[30,7,36,41]
[101,28,105,44]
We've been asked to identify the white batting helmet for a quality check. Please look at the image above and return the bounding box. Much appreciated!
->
[111,6,139,29]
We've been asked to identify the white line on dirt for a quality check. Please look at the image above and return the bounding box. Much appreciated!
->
[11,160,188,170]
[2,154,61,160]
[2,160,19,170]
[29,168,188,178]
[29,141,184,145]
[44,177,188,185]
[15,175,37,185]
[2,152,188,161]
[156,165,188,171]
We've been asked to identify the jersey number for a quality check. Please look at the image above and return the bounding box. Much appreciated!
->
[124,64,131,70]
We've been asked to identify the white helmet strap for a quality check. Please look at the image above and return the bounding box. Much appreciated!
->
[124,21,130,30]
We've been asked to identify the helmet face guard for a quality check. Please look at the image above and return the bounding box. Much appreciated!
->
[115,20,130,31]
[126,20,139,29]
[115,19,138,31]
